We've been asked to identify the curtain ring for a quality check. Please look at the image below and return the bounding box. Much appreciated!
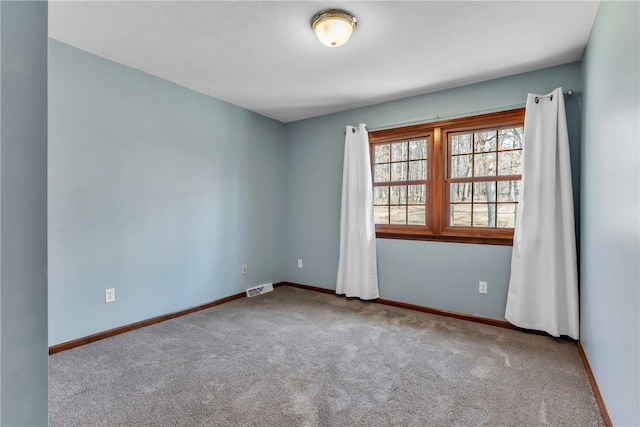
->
[535,96,539,104]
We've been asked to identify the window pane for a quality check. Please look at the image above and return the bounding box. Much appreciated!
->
[374,144,390,163]
[408,206,425,225]
[391,162,408,181]
[451,154,472,178]
[450,182,471,203]
[374,164,390,182]
[409,139,427,160]
[497,203,517,228]
[391,142,408,161]
[374,187,389,205]
[473,153,496,176]
[498,127,523,150]
[451,133,472,155]
[472,203,496,227]
[390,206,407,225]
[497,180,520,202]
[474,131,497,153]
[498,151,522,175]
[389,185,407,205]
[450,203,471,227]
[473,181,496,202]
[374,206,389,224]
[408,160,426,181]
[408,184,425,204]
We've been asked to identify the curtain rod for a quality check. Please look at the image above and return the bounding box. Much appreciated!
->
[344,89,576,133]
[535,89,575,104]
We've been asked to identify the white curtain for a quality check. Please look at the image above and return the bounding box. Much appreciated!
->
[336,124,380,300]
[505,87,579,339]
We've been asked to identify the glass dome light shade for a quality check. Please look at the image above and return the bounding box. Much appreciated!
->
[311,10,357,48]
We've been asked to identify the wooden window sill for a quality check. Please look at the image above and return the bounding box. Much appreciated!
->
[375,228,513,246]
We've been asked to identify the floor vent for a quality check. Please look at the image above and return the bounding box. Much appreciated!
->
[246,283,274,298]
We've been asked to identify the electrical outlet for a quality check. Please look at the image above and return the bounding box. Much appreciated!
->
[297,259,303,268]
[479,281,488,294]
[105,288,115,303]
[242,264,248,274]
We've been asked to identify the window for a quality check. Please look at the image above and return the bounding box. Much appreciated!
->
[373,137,429,226]
[369,109,525,245]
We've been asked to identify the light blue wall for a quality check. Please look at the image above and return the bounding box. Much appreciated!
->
[0,1,49,425]
[48,40,286,346]
[580,1,640,425]
[284,63,582,320]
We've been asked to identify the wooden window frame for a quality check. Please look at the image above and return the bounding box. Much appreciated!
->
[369,108,525,246]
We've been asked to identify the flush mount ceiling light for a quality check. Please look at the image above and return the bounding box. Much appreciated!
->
[311,9,357,47]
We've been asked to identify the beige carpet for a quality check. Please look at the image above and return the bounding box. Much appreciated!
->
[49,286,604,426]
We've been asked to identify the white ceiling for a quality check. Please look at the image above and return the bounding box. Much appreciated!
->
[49,1,600,123]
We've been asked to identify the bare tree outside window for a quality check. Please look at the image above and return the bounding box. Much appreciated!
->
[373,139,428,226]
[449,126,523,229]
